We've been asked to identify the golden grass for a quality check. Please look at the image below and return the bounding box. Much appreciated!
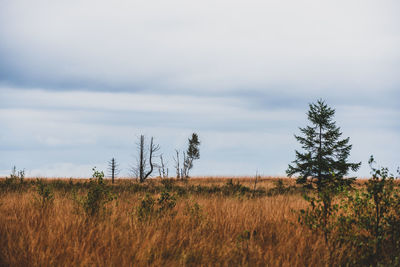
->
[0,178,345,266]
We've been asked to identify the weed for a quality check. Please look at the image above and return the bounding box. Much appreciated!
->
[137,194,155,221]
[83,168,115,216]
[35,179,54,208]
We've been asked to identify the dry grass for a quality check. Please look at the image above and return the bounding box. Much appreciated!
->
[0,178,344,266]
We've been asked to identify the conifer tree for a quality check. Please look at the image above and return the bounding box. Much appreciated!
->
[183,133,200,178]
[286,99,361,191]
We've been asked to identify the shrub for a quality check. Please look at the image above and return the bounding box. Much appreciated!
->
[184,201,203,222]
[299,157,400,265]
[160,178,175,191]
[35,179,54,208]
[334,156,400,266]
[136,191,177,221]
[137,194,155,221]
[222,179,251,196]
[157,191,176,214]
[83,168,115,216]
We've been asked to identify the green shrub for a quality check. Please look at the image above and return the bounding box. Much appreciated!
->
[184,201,203,222]
[157,191,176,214]
[334,156,400,266]
[160,178,175,191]
[137,194,156,221]
[35,179,54,208]
[299,157,400,266]
[83,168,115,216]
[136,191,177,221]
[222,179,251,196]
[1,166,26,192]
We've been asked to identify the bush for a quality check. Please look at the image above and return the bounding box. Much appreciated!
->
[160,178,175,191]
[184,201,203,222]
[35,179,54,208]
[222,179,251,196]
[157,191,176,214]
[334,156,400,266]
[83,168,115,216]
[136,191,177,221]
[299,157,400,266]
[137,194,156,221]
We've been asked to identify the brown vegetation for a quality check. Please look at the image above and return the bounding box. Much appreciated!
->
[0,178,354,266]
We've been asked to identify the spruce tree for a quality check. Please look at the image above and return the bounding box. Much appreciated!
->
[184,133,200,177]
[286,99,361,191]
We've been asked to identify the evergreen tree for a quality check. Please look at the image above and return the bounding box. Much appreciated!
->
[286,99,361,191]
[184,133,200,177]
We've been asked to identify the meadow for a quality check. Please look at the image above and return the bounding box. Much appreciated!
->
[0,176,398,266]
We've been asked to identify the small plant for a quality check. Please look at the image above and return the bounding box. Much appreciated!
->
[160,178,175,191]
[136,191,177,221]
[223,179,251,196]
[298,170,350,243]
[298,186,341,243]
[237,230,251,242]
[35,179,54,208]
[157,190,176,214]
[268,179,288,195]
[137,194,155,221]
[6,166,25,184]
[84,167,115,216]
[184,201,203,222]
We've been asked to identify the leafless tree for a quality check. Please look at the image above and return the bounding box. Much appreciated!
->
[158,154,169,178]
[108,158,120,184]
[133,135,160,183]
[182,151,188,178]
[173,149,181,179]
[252,171,260,197]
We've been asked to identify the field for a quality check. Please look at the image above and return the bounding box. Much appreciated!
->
[0,177,395,266]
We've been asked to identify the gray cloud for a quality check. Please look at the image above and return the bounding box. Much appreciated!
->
[1,0,399,94]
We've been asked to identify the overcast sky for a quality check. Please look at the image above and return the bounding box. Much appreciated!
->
[0,0,399,177]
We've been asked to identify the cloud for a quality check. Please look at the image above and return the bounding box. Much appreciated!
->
[0,0,399,96]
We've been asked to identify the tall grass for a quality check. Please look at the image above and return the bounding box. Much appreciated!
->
[0,178,347,266]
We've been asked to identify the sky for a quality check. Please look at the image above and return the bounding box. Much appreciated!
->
[0,0,399,178]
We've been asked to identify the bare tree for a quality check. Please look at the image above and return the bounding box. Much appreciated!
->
[182,151,188,178]
[173,149,181,179]
[173,150,187,179]
[158,154,168,178]
[108,158,120,184]
[252,171,260,197]
[133,135,160,183]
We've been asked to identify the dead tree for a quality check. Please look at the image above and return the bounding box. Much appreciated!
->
[173,149,181,179]
[158,154,168,178]
[173,150,186,179]
[252,171,260,197]
[134,135,160,183]
[108,158,120,184]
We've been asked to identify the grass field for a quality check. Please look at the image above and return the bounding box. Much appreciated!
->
[0,177,390,266]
